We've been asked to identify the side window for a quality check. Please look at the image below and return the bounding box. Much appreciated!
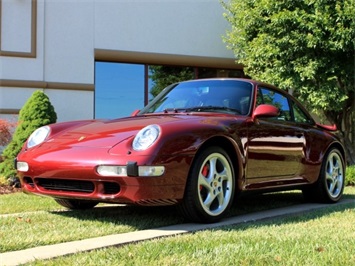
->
[292,101,313,124]
[256,89,264,106]
[257,88,291,121]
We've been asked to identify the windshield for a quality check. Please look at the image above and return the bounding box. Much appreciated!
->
[140,79,253,115]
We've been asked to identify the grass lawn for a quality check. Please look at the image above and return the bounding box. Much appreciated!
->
[1,187,354,265]
[9,187,353,266]
[31,203,355,266]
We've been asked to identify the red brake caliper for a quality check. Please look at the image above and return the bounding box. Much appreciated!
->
[200,163,210,191]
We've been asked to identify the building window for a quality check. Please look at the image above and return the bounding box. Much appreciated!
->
[95,62,244,119]
[95,62,145,119]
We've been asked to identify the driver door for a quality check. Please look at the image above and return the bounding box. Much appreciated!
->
[246,87,306,188]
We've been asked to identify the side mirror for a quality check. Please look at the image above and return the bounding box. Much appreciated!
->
[131,110,140,116]
[252,104,279,119]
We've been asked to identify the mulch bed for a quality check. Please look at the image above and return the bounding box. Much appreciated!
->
[0,184,22,195]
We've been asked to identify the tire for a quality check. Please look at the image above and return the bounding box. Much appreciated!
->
[179,146,235,223]
[55,199,99,210]
[303,147,345,203]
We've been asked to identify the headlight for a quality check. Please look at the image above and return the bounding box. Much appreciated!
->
[132,124,160,151]
[27,126,50,148]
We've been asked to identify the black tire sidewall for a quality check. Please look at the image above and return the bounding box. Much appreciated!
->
[319,148,345,203]
[182,146,235,223]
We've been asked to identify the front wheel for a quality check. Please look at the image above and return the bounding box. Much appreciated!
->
[55,199,99,209]
[303,147,345,203]
[179,146,235,223]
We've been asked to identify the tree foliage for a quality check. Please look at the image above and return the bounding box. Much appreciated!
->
[0,91,57,179]
[223,0,355,164]
[149,66,195,97]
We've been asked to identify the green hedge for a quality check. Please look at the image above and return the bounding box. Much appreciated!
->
[0,91,57,180]
[346,165,355,186]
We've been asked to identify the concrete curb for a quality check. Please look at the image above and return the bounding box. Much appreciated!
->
[1,199,354,266]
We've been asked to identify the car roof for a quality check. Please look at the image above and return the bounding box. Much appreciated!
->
[179,78,275,88]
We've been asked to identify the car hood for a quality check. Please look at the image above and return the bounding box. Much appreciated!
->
[45,114,239,148]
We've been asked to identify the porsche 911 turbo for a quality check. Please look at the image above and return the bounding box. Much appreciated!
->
[16,78,345,223]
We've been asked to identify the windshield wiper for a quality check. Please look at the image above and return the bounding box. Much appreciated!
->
[185,106,241,114]
[163,108,186,113]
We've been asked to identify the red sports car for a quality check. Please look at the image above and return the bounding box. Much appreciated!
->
[16,78,345,223]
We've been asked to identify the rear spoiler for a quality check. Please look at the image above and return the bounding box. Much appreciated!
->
[316,123,337,131]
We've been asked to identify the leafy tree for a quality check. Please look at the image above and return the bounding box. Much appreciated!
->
[223,0,355,164]
[149,66,195,97]
[0,91,57,180]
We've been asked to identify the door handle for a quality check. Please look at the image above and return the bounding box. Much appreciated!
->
[296,132,303,138]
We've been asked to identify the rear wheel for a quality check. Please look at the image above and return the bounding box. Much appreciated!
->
[303,147,345,203]
[55,199,99,209]
[179,146,235,223]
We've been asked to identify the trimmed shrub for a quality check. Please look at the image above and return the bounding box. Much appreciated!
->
[0,91,57,180]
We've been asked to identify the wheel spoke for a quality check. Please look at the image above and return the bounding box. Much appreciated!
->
[327,155,334,173]
[216,188,225,207]
[198,171,211,188]
[209,157,218,178]
[328,179,336,194]
[203,193,217,208]
[220,169,229,182]
[332,165,343,192]
[325,171,333,182]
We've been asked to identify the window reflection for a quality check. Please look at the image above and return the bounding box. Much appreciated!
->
[95,62,144,119]
[95,62,244,119]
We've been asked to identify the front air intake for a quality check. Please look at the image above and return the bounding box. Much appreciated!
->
[102,182,120,195]
[36,178,95,193]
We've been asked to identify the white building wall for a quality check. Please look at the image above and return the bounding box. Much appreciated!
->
[0,0,45,80]
[1,0,235,122]
[44,1,95,84]
[94,0,233,58]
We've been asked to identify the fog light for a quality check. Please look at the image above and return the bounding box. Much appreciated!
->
[138,166,165,177]
[17,162,29,172]
[97,165,127,177]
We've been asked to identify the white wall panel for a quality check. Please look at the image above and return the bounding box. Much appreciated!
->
[44,89,94,122]
[44,0,94,84]
[0,87,93,122]
[1,0,32,53]
[0,87,39,109]
[0,0,44,80]
[94,0,233,58]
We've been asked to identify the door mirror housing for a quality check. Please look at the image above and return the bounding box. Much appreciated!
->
[316,123,337,131]
[252,104,279,119]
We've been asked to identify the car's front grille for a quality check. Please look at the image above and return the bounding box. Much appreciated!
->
[36,178,95,193]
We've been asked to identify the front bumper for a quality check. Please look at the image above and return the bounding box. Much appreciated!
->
[16,146,191,206]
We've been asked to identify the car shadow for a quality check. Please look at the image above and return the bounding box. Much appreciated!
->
[49,203,184,230]
[231,190,306,216]
[49,190,355,230]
